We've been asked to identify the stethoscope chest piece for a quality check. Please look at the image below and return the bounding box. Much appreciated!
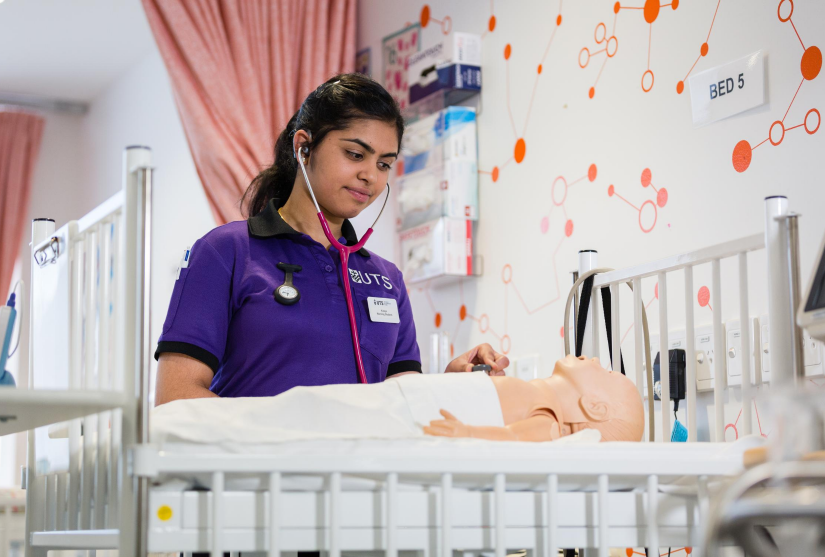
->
[274,262,302,306]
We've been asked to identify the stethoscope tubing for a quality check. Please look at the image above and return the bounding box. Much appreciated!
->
[297,153,391,384]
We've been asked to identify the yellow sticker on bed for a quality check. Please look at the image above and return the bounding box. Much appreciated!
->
[157,505,173,521]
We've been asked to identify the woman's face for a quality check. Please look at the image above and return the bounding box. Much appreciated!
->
[296,119,399,220]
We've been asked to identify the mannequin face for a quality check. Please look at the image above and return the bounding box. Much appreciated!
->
[540,355,645,440]
[293,119,399,220]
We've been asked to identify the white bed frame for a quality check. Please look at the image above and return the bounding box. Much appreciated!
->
[12,147,800,557]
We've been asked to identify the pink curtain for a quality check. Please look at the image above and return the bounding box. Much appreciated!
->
[0,109,45,298]
[141,0,357,224]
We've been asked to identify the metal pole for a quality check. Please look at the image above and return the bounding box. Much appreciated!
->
[764,196,793,387]
[781,213,805,382]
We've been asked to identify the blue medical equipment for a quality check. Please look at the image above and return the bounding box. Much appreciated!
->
[0,290,19,386]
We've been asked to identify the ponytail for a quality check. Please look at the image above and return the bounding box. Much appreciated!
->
[242,112,299,217]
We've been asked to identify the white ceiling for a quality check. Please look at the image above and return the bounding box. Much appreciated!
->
[0,0,156,103]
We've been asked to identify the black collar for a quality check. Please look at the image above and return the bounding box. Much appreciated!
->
[248,198,370,258]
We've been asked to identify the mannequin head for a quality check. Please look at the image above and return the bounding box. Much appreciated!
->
[541,355,645,441]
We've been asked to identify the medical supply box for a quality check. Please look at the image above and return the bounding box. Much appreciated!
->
[399,217,474,284]
[408,33,482,105]
[397,161,478,230]
[398,106,478,229]
[402,106,477,174]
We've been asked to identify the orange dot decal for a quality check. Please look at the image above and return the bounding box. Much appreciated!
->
[537,64,543,74]
[626,550,634,557]
[588,164,598,182]
[504,43,512,60]
[640,168,652,187]
[565,219,574,237]
[589,87,595,99]
[672,0,679,8]
[492,166,500,182]
[657,188,668,208]
[685,548,692,555]
[655,282,659,299]
[608,184,615,196]
[435,312,442,328]
[420,5,431,27]
[614,2,621,14]
[643,0,660,23]
[514,138,526,163]
[556,14,562,25]
[732,140,752,172]
[701,42,709,57]
[698,286,710,307]
[801,46,822,81]
[559,326,565,338]
[488,15,497,32]
[450,344,455,358]
[459,305,467,321]
[676,80,685,94]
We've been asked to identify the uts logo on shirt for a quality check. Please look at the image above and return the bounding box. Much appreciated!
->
[349,269,393,290]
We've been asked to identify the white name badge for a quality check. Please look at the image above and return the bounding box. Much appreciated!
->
[367,297,400,323]
[689,50,765,127]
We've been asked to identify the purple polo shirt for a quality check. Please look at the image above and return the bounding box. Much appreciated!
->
[154,199,422,397]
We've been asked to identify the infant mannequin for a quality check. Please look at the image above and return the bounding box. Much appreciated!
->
[425,355,645,442]
[151,355,645,445]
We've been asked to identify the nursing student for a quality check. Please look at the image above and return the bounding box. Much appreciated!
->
[154,73,509,405]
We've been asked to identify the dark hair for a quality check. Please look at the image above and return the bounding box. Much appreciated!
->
[242,73,405,217]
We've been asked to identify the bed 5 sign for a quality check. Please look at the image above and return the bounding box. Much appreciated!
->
[709,74,745,99]
[689,50,765,127]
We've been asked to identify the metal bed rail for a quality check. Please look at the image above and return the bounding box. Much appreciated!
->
[578,197,798,445]
[24,146,153,556]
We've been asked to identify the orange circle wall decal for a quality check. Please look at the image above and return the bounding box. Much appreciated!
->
[514,138,526,163]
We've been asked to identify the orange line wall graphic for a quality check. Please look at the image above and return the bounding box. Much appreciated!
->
[732,0,821,172]
[476,1,564,183]
[676,0,722,94]
[607,168,670,233]
[579,0,680,97]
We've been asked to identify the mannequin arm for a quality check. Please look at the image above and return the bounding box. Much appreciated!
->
[424,410,560,442]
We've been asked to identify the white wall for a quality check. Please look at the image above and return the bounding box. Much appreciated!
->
[79,48,216,409]
[358,0,825,440]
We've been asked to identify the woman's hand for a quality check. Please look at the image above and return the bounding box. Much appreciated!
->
[444,343,509,375]
[423,409,472,438]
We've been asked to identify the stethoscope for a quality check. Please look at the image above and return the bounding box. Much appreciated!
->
[291,144,391,384]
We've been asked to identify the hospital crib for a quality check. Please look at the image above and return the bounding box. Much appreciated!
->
[17,146,798,557]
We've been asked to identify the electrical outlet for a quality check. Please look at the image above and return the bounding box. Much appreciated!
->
[757,315,823,380]
[515,354,540,380]
[725,318,757,386]
[695,324,725,392]
[803,331,824,377]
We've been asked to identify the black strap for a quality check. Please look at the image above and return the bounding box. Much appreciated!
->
[574,274,626,375]
[600,286,626,376]
[575,276,595,358]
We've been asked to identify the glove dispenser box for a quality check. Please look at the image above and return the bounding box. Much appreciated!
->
[399,218,474,285]
[402,106,477,175]
[397,161,478,230]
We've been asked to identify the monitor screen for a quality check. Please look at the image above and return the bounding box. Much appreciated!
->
[804,244,825,312]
